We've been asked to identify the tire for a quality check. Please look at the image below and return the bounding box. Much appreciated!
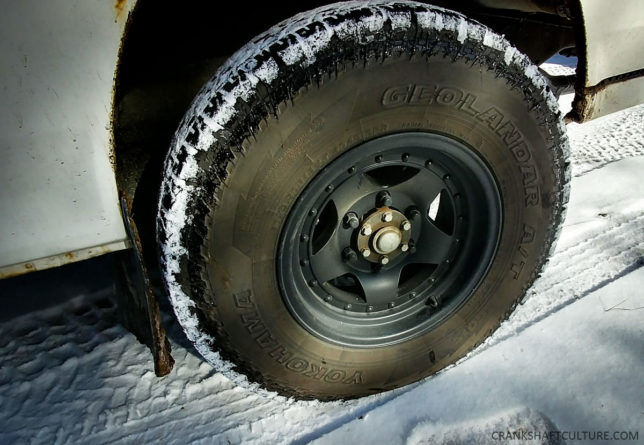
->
[157,1,570,400]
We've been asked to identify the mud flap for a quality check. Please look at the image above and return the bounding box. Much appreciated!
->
[114,196,174,376]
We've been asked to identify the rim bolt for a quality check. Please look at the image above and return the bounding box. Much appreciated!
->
[375,155,383,163]
[406,207,421,220]
[401,243,409,252]
[343,247,358,262]
[401,221,411,231]
[301,234,309,242]
[326,184,334,192]
[343,212,360,229]
[347,166,356,174]
[361,224,372,236]
[376,191,392,207]
[308,279,318,287]
[381,212,393,223]
[300,259,310,267]
[325,295,332,302]
[409,240,416,254]
[379,255,389,265]
[388,302,395,308]
[345,303,352,310]
[360,248,371,258]
[367,305,374,312]
[402,153,410,162]
[310,208,317,216]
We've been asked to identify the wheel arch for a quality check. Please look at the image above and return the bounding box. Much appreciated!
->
[112,0,582,215]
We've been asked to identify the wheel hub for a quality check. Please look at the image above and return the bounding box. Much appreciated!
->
[356,207,411,263]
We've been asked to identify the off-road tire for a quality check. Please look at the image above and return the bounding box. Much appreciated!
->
[157,1,569,400]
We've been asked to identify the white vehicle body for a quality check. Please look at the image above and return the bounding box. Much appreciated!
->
[0,0,134,277]
[0,0,642,278]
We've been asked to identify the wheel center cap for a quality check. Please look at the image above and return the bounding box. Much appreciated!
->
[355,207,412,263]
[373,227,402,254]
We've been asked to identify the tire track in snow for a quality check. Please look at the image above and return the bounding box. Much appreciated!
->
[486,214,644,348]
[568,104,644,177]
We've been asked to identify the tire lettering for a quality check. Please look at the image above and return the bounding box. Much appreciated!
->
[303,364,328,379]
[269,345,292,365]
[509,141,532,163]
[496,121,522,146]
[324,370,345,383]
[235,295,365,384]
[241,311,264,334]
[382,84,413,107]
[286,358,309,372]
[410,84,436,105]
[476,106,505,130]
[233,290,253,308]
[510,261,525,279]
[381,83,541,207]
[343,371,364,384]
[435,87,462,106]
[457,93,482,116]
[511,225,536,279]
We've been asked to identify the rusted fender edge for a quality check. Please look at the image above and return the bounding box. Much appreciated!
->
[567,69,644,123]
[0,241,131,279]
[115,195,174,377]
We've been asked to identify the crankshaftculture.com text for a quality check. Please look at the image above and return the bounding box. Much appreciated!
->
[491,430,639,442]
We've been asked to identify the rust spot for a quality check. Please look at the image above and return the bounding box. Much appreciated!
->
[115,0,128,21]
[64,252,75,260]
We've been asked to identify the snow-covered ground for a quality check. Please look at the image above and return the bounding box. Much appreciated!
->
[1,103,643,443]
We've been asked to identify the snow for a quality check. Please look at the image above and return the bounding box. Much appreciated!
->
[2,96,643,442]
[315,266,644,444]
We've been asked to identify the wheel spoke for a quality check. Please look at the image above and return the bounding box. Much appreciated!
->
[412,219,454,265]
[310,237,347,284]
[354,266,402,305]
[389,171,444,205]
[330,173,380,216]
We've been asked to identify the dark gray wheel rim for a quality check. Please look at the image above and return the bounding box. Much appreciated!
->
[277,132,502,347]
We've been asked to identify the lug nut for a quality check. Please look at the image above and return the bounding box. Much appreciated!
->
[401,221,411,231]
[360,248,371,258]
[344,212,360,229]
[343,247,358,262]
[406,207,421,220]
[361,224,372,236]
[381,212,393,222]
[379,255,389,265]
[376,191,393,207]
[401,243,409,252]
